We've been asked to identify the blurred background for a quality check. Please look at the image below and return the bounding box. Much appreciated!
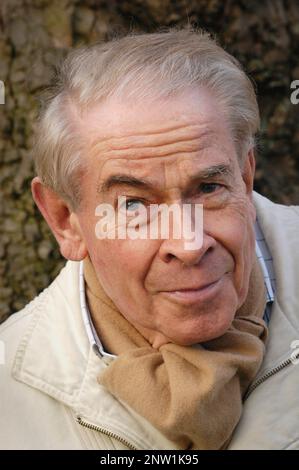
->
[0,0,299,322]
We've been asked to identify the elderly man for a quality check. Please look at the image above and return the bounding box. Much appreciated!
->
[0,29,299,450]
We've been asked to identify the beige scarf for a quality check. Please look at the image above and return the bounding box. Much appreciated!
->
[84,256,268,450]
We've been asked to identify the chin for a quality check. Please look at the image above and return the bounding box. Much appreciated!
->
[167,313,235,346]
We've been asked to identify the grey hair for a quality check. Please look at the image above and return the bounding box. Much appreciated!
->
[33,28,260,208]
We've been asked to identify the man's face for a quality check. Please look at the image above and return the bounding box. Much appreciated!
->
[76,88,256,347]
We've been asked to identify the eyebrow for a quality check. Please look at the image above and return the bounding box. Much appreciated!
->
[98,174,155,194]
[98,164,233,195]
[188,164,233,182]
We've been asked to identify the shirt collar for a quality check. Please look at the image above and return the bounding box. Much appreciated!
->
[79,261,116,361]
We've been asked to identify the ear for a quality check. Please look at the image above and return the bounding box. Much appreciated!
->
[31,177,87,261]
[242,148,256,221]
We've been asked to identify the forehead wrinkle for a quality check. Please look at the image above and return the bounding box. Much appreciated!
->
[92,122,212,147]
[88,122,216,160]
[96,143,212,160]
[90,133,216,162]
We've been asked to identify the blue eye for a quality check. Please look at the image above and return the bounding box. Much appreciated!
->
[200,183,221,194]
[125,199,143,211]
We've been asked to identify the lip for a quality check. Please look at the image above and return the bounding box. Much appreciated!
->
[160,277,224,305]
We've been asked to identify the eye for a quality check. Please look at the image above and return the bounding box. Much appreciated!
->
[124,198,144,212]
[200,183,222,194]
[118,197,150,225]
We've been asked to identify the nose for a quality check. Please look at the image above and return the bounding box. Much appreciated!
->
[158,230,217,266]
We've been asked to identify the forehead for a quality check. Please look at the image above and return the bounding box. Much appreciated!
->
[80,88,237,186]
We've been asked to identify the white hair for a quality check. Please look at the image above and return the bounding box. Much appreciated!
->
[33,28,260,208]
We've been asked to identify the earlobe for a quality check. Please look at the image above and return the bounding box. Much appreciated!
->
[31,177,87,261]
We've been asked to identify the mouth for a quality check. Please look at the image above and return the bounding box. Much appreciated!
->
[160,276,225,305]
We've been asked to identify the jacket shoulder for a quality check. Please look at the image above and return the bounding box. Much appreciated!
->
[0,292,45,365]
[253,191,299,218]
[0,264,87,450]
[0,260,76,374]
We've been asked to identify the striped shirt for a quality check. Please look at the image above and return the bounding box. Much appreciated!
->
[80,219,275,358]
[255,218,275,323]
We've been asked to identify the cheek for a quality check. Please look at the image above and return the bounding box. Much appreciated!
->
[205,205,255,287]
[223,219,255,285]
[90,237,160,289]
[220,220,252,258]
[205,211,246,257]
[88,239,160,329]
[207,196,255,252]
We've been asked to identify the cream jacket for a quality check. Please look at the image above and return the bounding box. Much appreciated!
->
[1,192,299,450]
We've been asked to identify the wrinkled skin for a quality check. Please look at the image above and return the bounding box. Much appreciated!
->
[32,88,256,348]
